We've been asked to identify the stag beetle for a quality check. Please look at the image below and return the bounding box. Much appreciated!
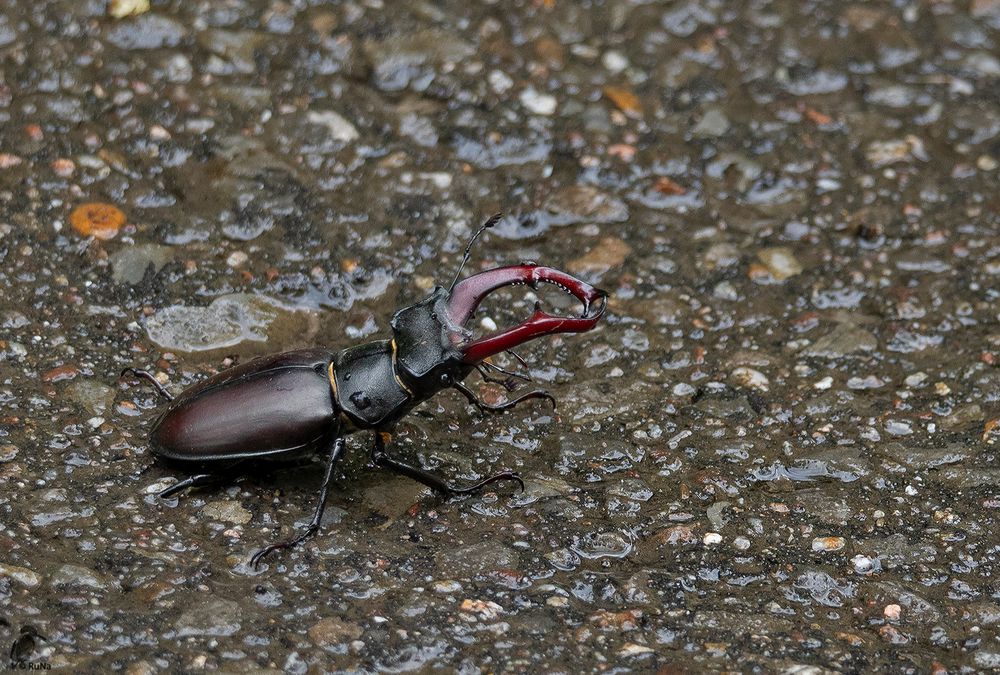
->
[122,215,607,567]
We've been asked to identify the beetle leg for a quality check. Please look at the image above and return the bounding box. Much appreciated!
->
[158,473,229,499]
[505,349,530,371]
[478,360,531,385]
[452,380,556,413]
[475,364,519,391]
[372,432,524,495]
[120,367,174,402]
[251,436,345,569]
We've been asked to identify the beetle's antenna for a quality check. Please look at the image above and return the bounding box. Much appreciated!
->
[449,213,502,291]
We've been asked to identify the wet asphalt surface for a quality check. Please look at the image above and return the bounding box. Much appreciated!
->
[2,0,1000,672]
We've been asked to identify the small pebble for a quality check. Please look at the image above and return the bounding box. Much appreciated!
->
[703,532,722,545]
[488,70,513,94]
[619,643,654,656]
[226,251,249,268]
[520,87,557,115]
[432,580,462,593]
[852,555,875,574]
[672,382,696,396]
[51,158,75,177]
[756,247,803,281]
[814,376,833,390]
[602,50,628,73]
[202,500,252,525]
[884,604,902,620]
[812,536,846,552]
[977,155,998,171]
[460,599,504,620]
[730,367,770,391]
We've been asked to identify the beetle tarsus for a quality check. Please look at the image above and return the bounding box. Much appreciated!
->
[251,436,345,569]
[158,473,224,499]
[372,433,524,496]
[453,380,556,413]
[451,469,525,495]
[120,367,174,402]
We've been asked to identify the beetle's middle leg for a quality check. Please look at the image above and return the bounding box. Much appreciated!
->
[372,432,524,496]
[120,367,174,402]
[250,436,345,569]
[452,380,556,413]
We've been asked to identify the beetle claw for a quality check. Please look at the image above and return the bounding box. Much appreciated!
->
[447,470,524,495]
[251,524,320,569]
[446,265,607,365]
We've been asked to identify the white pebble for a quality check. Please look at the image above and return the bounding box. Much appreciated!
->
[226,251,248,268]
[852,555,875,574]
[733,536,751,551]
[145,480,174,495]
[814,376,833,390]
[703,532,722,545]
[602,50,628,73]
[672,382,696,396]
[479,316,498,332]
[519,87,557,116]
[420,172,452,189]
[730,367,770,391]
[488,69,513,94]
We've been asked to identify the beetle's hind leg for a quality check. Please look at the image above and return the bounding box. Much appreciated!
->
[158,473,231,499]
[452,380,556,413]
[155,459,249,499]
[120,367,174,402]
[371,432,524,496]
[251,436,345,569]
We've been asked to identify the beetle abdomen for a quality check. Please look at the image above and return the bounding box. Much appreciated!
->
[151,349,338,464]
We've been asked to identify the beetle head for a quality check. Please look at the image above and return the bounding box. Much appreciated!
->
[391,266,606,395]
[390,288,470,396]
[391,215,607,397]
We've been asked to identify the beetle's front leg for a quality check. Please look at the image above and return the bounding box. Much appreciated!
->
[372,432,524,495]
[452,380,556,413]
[251,435,345,569]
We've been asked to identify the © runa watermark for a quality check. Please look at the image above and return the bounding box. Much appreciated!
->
[7,625,50,671]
